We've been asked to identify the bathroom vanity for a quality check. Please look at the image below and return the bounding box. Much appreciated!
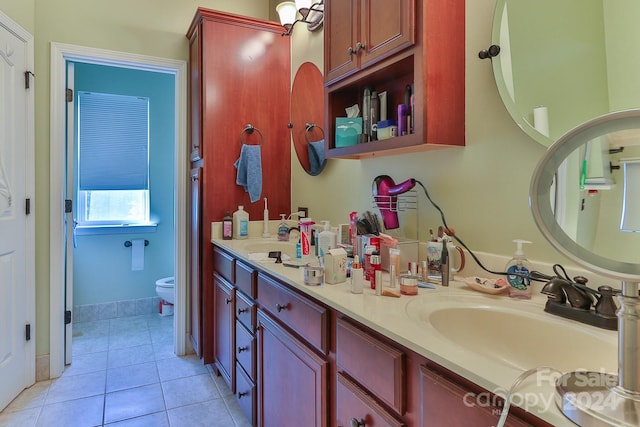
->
[208,237,613,426]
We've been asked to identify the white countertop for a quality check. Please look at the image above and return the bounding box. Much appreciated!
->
[212,236,619,426]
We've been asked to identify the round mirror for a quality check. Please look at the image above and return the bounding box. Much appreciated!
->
[490,0,640,146]
[291,62,326,176]
[530,109,640,280]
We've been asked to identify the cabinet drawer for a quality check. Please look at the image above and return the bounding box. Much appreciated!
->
[235,260,256,298]
[213,247,235,283]
[336,373,406,427]
[235,361,256,426]
[257,273,328,354]
[236,291,256,332]
[235,320,255,380]
[336,318,405,414]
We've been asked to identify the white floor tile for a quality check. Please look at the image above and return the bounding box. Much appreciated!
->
[62,351,108,377]
[167,399,234,427]
[36,395,103,427]
[0,407,40,427]
[44,371,106,405]
[103,383,165,424]
[106,362,159,393]
[104,411,169,426]
[155,355,207,382]
[161,373,221,410]
[107,344,155,369]
[2,381,51,413]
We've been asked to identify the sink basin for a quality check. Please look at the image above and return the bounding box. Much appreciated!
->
[242,241,297,257]
[406,294,617,372]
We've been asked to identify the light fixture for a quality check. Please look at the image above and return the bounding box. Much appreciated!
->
[276,0,324,36]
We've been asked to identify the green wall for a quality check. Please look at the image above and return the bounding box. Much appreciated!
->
[72,62,175,305]
[2,0,611,360]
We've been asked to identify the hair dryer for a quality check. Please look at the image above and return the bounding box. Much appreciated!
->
[372,175,416,229]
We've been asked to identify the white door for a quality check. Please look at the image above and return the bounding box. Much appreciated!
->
[0,11,35,410]
[64,62,75,365]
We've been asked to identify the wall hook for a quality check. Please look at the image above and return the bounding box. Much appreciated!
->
[124,240,149,247]
[478,44,500,60]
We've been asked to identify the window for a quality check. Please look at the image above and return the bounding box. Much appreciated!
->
[77,91,152,229]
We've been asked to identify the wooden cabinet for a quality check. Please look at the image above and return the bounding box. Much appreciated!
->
[324,0,465,159]
[336,373,406,427]
[420,364,552,427]
[257,310,328,427]
[187,8,291,362]
[325,0,416,84]
[213,275,234,391]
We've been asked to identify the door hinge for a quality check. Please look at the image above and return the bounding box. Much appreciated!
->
[65,310,72,325]
[25,71,35,89]
[25,324,31,341]
[65,199,73,213]
[25,198,31,215]
[66,88,73,102]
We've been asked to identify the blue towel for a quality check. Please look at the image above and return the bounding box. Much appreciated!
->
[307,139,326,176]
[234,144,262,203]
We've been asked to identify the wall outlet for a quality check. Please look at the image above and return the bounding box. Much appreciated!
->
[298,207,308,218]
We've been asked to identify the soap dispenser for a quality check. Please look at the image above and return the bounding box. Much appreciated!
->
[277,214,289,241]
[505,239,532,299]
[317,220,336,256]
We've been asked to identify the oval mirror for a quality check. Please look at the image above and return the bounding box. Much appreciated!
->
[530,109,640,280]
[490,0,640,146]
[291,62,326,176]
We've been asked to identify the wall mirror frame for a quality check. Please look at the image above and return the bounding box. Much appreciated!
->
[290,61,326,176]
[488,0,640,147]
[530,109,640,427]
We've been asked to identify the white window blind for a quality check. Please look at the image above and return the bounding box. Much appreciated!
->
[620,158,640,232]
[78,91,149,191]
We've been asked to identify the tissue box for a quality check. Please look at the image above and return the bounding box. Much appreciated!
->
[335,117,362,147]
[323,248,347,284]
[381,238,419,272]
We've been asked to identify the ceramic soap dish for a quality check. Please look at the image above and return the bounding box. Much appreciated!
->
[462,276,509,295]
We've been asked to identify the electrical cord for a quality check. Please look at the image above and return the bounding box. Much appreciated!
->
[496,366,563,427]
[414,180,545,282]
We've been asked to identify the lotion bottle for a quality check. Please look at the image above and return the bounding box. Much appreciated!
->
[350,256,364,294]
[233,205,249,239]
[505,239,532,299]
[317,221,336,256]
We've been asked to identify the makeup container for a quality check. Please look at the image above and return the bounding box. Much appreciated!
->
[399,274,419,296]
[302,266,324,286]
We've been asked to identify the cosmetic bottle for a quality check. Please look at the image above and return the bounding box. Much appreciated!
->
[370,253,381,289]
[370,90,379,140]
[505,240,533,299]
[317,221,336,256]
[363,87,371,141]
[233,205,249,239]
[277,214,289,242]
[440,240,450,287]
[350,256,364,294]
[222,211,233,240]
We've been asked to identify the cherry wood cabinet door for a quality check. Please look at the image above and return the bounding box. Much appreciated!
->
[359,0,416,70]
[336,373,406,427]
[213,276,235,392]
[257,310,327,427]
[325,0,359,83]
[421,365,536,427]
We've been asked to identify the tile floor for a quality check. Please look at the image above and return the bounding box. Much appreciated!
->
[0,314,250,427]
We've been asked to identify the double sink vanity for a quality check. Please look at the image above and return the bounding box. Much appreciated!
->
[210,236,617,426]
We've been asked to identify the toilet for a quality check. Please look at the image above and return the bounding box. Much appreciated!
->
[156,276,175,305]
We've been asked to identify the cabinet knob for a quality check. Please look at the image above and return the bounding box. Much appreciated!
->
[276,303,288,312]
[225,297,232,304]
[237,307,248,315]
[347,46,355,56]
[350,418,365,427]
[238,345,249,353]
[355,42,366,52]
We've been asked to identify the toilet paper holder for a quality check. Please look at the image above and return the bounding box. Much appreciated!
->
[124,240,149,247]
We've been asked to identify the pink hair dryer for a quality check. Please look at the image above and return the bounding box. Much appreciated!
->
[372,175,416,230]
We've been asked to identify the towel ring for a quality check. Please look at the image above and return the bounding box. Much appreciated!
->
[240,124,263,145]
[304,123,325,143]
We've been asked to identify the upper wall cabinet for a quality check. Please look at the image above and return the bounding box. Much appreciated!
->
[324,0,465,159]
[324,0,416,85]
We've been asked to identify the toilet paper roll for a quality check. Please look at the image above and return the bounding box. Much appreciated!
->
[533,106,549,137]
[131,239,145,271]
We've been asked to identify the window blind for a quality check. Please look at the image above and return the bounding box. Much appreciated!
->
[78,92,149,191]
